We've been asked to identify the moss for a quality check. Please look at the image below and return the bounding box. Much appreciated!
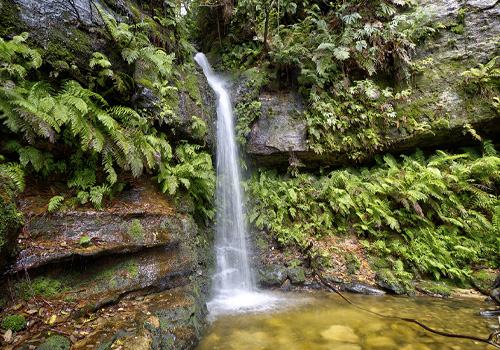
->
[450,25,464,35]
[128,219,144,241]
[457,7,467,24]
[344,252,360,275]
[1,314,26,331]
[32,276,63,298]
[0,0,22,36]
[40,26,92,70]
[376,268,414,295]
[370,257,389,270]
[287,267,306,284]
[36,335,71,350]
[428,285,451,297]
[430,118,450,130]
[127,261,139,278]
[181,72,202,102]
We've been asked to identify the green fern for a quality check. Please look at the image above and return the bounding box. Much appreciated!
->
[48,196,65,213]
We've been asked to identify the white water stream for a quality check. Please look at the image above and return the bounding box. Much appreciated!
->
[195,53,281,316]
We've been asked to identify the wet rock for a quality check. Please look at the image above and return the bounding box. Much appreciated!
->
[146,284,209,350]
[36,335,70,350]
[121,334,150,350]
[256,264,288,287]
[341,281,386,295]
[11,178,185,272]
[131,85,161,116]
[280,279,293,292]
[16,0,104,28]
[490,288,500,305]
[479,309,500,316]
[247,92,306,156]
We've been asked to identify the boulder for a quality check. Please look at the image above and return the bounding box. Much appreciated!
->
[256,264,288,287]
[341,281,386,295]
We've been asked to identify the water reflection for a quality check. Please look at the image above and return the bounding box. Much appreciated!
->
[196,291,498,350]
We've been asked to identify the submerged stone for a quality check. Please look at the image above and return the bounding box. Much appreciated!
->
[320,325,360,343]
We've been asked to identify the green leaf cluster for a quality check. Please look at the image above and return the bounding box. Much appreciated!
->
[245,145,500,280]
[0,32,214,216]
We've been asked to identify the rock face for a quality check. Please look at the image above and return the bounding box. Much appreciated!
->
[247,93,306,155]
[244,0,500,169]
[1,177,213,350]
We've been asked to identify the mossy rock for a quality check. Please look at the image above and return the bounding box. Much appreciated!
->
[36,335,70,350]
[471,270,497,294]
[344,252,360,275]
[287,267,306,284]
[1,314,26,331]
[256,264,287,287]
[416,282,452,297]
[0,197,24,269]
[375,269,415,295]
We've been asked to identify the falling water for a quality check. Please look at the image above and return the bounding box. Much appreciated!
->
[195,53,280,315]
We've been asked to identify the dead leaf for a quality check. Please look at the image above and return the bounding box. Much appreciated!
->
[3,329,13,343]
[48,315,57,324]
[27,309,38,315]
[13,304,22,311]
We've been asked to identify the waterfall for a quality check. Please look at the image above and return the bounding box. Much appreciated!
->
[195,52,253,290]
[195,53,283,316]
[195,53,280,315]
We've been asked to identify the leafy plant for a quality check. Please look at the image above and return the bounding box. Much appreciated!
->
[245,144,500,280]
[461,56,500,97]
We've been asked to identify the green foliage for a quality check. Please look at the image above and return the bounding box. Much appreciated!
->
[78,236,92,247]
[199,1,436,158]
[0,31,214,217]
[15,276,64,300]
[245,146,500,280]
[47,196,65,213]
[0,161,25,196]
[158,142,215,219]
[0,33,41,80]
[1,314,26,332]
[461,56,500,97]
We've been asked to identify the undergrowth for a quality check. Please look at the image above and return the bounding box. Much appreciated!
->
[244,143,500,281]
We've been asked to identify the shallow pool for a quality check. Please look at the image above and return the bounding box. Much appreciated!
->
[196,291,499,350]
